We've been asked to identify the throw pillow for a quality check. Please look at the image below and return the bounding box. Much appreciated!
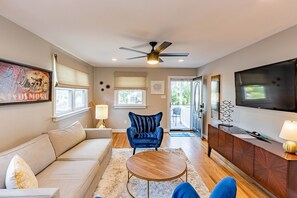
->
[5,154,38,189]
[48,121,86,157]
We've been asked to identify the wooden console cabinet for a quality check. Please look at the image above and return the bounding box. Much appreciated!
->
[208,124,297,198]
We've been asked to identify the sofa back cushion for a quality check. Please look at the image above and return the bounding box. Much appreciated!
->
[128,112,163,133]
[0,134,56,189]
[48,121,86,157]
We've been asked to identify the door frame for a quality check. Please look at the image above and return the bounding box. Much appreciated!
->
[167,76,196,130]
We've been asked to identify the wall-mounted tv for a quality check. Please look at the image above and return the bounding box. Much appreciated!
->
[235,58,297,112]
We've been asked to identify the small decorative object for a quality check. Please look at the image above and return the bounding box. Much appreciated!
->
[151,81,164,94]
[279,120,297,153]
[106,85,110,89]
[95,105,108,128]
[220,100,234,127]
[211,75,220,120]
[0,59,51,105]
[100,81,103,85]
[101,88,104,91]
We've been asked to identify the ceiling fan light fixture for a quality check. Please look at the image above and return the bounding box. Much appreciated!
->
[147,53,159,65]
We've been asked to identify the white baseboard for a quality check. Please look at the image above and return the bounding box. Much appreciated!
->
[112,129,126,133]
[112,128,170,133]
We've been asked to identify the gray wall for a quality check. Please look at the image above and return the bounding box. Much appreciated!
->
[94,67,197,130]
[198,25,297,142]
[0,16,94,151]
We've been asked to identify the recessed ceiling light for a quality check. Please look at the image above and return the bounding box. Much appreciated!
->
[112,58,117,61]
[178,59,184,62]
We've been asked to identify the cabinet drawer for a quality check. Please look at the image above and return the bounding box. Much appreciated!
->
[254,147,287,198]
[218,129,233,161]
[233,137,254,176]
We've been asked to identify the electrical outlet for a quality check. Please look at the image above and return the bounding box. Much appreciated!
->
[124,120,127,124]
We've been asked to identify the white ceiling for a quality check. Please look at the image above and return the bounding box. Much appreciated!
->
[1,0,297,68]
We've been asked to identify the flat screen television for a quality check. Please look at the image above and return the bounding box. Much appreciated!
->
[234,58,297,112]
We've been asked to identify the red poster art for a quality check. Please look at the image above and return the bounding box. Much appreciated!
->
[0,59,51,105]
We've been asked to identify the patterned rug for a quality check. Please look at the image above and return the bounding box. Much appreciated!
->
[169,132,195,137]
[94,148,210,198]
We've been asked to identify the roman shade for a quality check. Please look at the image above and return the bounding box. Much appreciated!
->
[53,54,90,88]
[114,72,147,90]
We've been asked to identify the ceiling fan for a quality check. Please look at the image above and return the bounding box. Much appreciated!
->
[119,41,189,65]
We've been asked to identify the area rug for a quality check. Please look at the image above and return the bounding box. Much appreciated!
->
[169,132,195,137]
[94,148,210,198]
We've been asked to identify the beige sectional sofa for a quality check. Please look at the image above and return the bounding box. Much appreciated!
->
[0,122,112,198]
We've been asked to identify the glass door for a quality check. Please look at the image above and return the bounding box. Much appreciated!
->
[169,78,192,130]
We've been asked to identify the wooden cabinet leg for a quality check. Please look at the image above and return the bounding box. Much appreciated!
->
[208,146,212,157]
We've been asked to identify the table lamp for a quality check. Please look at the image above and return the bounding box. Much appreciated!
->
[95,105,108,128]
[279,120,297,153]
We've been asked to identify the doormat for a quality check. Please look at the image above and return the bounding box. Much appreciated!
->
[169,132,195,137]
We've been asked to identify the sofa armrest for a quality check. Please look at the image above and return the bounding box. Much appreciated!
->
[0,188,59,198]
[84,128,112,139]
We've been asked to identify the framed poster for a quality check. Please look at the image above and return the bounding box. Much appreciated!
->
[211,75,220,120]
[0,59,52,105]
[151,81,164,94]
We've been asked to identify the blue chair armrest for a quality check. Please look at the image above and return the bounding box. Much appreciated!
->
[155,126,164,140]
[127,126,138,148]
[127,126,137,140]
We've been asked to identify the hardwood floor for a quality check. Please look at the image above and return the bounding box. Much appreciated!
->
[112,132,273,198]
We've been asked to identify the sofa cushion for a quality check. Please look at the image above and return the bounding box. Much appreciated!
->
[0,134,56,189]
[48,121,86,157]
[57,139,112,163]
[5,154,38,189]
[36,160,98,198]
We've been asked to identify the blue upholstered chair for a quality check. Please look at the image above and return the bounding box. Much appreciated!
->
[172,177,237,198]
[127,112,164,155]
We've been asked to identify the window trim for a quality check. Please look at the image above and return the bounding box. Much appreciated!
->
[52,107,91,122]
[113,89,147,109]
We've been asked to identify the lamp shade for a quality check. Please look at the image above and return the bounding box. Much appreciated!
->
[147,53,159,65]
[95,105,108,119]
[279,120,297,141]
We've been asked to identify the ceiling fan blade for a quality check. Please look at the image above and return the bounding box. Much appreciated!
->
[159,58,164,62]
[126,55,147,60]
[119,47,147,55]
[155,41,172,53]
[159,53,189,57]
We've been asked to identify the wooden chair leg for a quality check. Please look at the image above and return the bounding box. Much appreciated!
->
[155,148,158,151]
[133,148,136,155]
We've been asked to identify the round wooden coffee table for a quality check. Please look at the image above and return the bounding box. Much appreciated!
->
[126,151,187,198]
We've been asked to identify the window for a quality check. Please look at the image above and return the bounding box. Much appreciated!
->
[114,89,146,108]
[53,54,90,119]
[113,71,147,108]
[55,88,88,116]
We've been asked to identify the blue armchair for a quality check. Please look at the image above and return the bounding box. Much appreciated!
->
[127,112,164,155]
[172,176,237,198]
